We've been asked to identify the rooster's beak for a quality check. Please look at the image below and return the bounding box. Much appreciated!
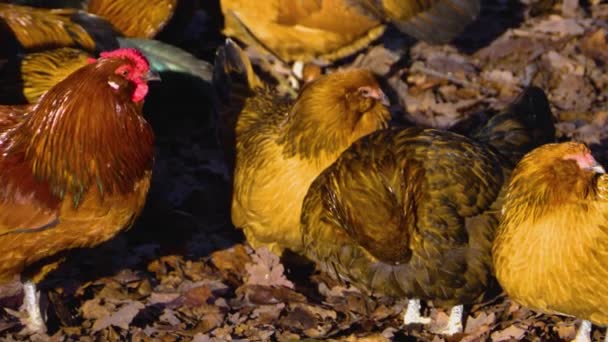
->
[144,70,161,82]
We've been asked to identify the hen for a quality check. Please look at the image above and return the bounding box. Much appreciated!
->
[493,141,608,342]
[220,0,479,65]
[0,48,158,333]
[0,3,212,104]
[214,39,391,255]
[300,87,556,334]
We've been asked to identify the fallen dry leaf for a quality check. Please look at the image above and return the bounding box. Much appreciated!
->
[531,15,585,36]
[92,301,145,332]
[491,324,527,341]
[245,247,294,289]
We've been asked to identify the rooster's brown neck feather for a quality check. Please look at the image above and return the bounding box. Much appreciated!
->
[4,59,154,205]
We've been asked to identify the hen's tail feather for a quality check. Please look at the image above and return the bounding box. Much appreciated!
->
[393,0,480,44]
[212,39,263,174]
[213,38,262,105]
[345,0,480,44]
[473,86,556,165]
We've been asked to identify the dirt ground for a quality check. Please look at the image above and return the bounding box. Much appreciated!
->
[1,0,608,341]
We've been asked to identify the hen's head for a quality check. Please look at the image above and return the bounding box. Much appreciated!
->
[87,48,160,103]
[281,69,391,159]
[505,142,605,215]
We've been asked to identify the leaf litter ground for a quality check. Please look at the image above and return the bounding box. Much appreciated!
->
[1,0,608,341]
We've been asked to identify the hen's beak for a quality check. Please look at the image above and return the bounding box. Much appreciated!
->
[378,91,390,107]
[144,70,161,82]
[591,163,606,174]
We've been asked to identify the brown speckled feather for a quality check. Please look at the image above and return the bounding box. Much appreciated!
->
[302,128,506,304]
[301,87,555,306]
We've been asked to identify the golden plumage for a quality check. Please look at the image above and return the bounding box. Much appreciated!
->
[214,40,390,255]
[20,48,92,103]
[220,0,385,63]
[87,0,177,38]
[493,142,608,326]
[0,3,96,51]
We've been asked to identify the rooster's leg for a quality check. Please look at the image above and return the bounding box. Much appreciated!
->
[571,320,592,342]
[403,298,431,325]
[22,280,46,333]
[438,304,464,335]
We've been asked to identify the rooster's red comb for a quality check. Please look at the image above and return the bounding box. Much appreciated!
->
[99,48,149,71]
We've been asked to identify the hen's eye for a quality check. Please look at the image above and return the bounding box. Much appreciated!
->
[121,69,129,77]
[359,88,371,96]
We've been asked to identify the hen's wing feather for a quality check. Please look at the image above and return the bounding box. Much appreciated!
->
[302,128,504,302]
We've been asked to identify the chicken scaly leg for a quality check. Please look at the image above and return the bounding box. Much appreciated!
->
[22,280,46,333]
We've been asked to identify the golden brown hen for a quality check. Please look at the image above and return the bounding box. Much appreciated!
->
[300,86,555,335]
[220,0,385,64]
[493,142,608,342]
[213,39,391,255]
[0,48,158,333]
[220,0,480,65]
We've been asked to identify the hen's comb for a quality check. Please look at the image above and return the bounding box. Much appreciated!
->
[99,48,149,71]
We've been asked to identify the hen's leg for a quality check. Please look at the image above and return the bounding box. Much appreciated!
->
[403,298,431,325]
[22,280,46,333]
[571,320,591,342]
[438,304,464,335]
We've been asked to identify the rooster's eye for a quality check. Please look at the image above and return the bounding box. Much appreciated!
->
[121,69,129,77]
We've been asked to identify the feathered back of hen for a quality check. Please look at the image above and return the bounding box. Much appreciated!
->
[472,86,556,165]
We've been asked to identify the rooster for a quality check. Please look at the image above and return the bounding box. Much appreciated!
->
[300,87,555,335]
[213,39,391,255]
[0,47,158,333]
[493,141,608,342]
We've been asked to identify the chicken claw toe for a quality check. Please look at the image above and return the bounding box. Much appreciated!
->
[571,320,592,342]
[438,305,464,335]
[403,299,431,325]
